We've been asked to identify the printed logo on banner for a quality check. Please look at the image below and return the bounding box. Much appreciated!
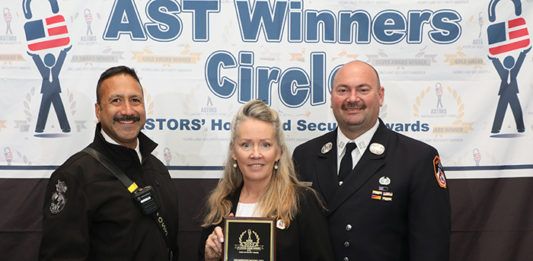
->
[131,46,201,68]
[70,48,124,66]
[22,0,73,135]
[0,54,25,65]
[4,147,13,165]
[201,97,217,114]
[1,146,32,166]
[486,0,531,135]
[473,12,485,45]
[443,47,485,68]
[75,8,98,43]
[366,46,437,70]
[162,147,173,166]
[68,8,118,65]
[435,83,445,111]
[1,7,16,42]
[472,148,481,166]
[412,84,473,138]
[24,14,69,51]
[488,18,530,55]
[84,9,94,36]
[3,7,13,35]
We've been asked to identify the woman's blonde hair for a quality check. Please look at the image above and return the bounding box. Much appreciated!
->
[202,100,305,227]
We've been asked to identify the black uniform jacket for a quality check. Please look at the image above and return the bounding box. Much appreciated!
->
[39,123,179,261]
[293,119,450,261]
[198,186,334,261]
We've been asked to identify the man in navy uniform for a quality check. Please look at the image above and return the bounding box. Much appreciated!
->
[293,60,450,261]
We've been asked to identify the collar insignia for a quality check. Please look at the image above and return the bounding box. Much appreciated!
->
[379,176,391,185]
[369,143,385,155]
[321,142,333,154]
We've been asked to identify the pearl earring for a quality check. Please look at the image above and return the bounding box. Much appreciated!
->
[233,162,237,168]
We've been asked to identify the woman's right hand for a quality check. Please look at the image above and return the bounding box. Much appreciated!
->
[205,226,224,261]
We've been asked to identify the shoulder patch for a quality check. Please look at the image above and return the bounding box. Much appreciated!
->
[433,156,447,189]
[49,179,68,214]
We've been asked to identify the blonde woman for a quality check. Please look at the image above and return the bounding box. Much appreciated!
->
[198,100,333,261]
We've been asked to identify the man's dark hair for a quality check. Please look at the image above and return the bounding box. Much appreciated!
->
[96,65,141,104]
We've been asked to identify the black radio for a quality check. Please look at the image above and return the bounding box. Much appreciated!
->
[133,186,159,215]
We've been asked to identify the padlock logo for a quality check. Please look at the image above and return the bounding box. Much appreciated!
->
[487,18,529,55]
[486,0,530,57]
[24,14,70,51]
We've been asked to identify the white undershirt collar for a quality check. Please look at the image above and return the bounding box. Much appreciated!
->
[236,202,258,217]
[100,129,142,162]
[336,120,379,172]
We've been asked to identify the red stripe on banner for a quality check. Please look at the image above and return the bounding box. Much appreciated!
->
[45,15,65,25]
[28,37,70,51]
[489,39,530,55]
[508,18,525,28]
[47,25,68,36]
[509,28,529,39]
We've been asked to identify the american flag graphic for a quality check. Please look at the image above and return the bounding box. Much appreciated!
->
[488,18,530,55]
[4,11,12,21]
[85,12,93,22]
[24,14,70,52]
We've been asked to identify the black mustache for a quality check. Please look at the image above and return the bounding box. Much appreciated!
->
[342,101,366,110]
[113,115,140,122]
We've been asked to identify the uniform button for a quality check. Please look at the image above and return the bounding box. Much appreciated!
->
[343,257,349,261]
[346,224,352,231]
[339,181,343,186]
[344,241,350,247]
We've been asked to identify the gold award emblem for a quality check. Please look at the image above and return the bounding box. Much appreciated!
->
[235,229,264,254]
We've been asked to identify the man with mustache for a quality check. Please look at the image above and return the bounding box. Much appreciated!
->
[40,66,180,261]
[293,61,450,261]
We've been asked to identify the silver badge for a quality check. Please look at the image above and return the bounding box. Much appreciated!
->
[321,142,333,154]
[379,176,391,185]
[369,143,385,155]
[49,180,67,215]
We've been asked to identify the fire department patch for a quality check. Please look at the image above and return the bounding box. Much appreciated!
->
[433,156,447,189]
[49,179,68,214]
